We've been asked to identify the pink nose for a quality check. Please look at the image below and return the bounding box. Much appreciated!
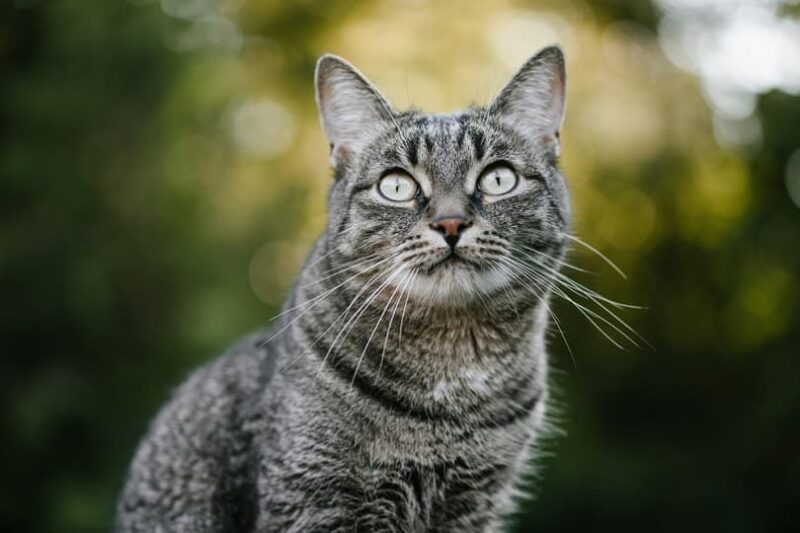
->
[430,216,471,247]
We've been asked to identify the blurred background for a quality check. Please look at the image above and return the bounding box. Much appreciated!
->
[2,0,800,531]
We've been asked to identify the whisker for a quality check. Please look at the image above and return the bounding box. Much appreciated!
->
[316,266,406,378]
[397,271,415,352]
[298,251,384,289]
[562,233,627,280]
[262,254,394,348]
[377,271,414,378]
[502,255,636,350]
[277,264,393,374]
[516,249,643,310]
[519,244,593,275]
[354,269,411,386]
[547,305,575,370]
[512,249,649,349]
[494,258,569,358]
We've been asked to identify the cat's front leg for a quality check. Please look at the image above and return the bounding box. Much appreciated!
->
[428,456,525,533]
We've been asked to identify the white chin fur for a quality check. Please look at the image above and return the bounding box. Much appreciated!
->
[397,262,516,307]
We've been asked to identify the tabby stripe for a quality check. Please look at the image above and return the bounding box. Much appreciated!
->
[455,124,467,148]
[313,341,542,429]
[424,133,434,154]
[319,348,433,422]
[535,174,567,227]
[469,128,487,160]
[475,391,541,430]
[405,134,419,166]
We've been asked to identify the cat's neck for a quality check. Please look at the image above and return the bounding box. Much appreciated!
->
[284,245,551,392]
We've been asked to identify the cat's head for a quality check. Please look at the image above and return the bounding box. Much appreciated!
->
[315,46,570,308]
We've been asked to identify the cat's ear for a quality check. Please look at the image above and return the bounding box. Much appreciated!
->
[489,45,566,156]
[315,54,395,169]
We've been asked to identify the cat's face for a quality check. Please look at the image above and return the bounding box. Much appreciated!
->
[316,47,570,307]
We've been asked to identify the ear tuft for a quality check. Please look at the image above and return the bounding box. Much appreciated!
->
[315,55,395,170]
[489,45,566,155]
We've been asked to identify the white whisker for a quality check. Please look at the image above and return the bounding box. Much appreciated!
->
[353,269,411,386]
[378,271,415,378]
[277,264,392,374]
[563,233,627,280]
[316,266,406,378]
[262,255,394,349]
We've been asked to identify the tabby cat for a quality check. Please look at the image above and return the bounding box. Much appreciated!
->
[115,45,571,532]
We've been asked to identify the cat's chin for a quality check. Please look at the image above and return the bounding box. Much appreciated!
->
[401,261,515,309]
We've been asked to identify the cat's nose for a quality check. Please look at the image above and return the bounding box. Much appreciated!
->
[430,216,471,248]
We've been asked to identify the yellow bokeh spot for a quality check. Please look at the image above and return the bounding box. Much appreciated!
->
[727,261,794,350]
[677,154,751,247]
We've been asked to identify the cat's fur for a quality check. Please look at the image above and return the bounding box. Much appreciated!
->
[115,45,570,532]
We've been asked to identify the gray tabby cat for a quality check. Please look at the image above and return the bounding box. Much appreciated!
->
[115,45,570,532]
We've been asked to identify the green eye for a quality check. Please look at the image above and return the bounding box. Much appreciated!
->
[478,165,518,196]
[377,172,418,202]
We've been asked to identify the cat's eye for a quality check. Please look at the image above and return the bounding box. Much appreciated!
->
[377,172,418,202]
[478,165,518,196]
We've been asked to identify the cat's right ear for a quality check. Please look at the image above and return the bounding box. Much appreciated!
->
[315,55,395,170]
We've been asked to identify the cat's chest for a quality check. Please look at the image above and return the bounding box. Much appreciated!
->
[357,374,543,470]
[387,321,539,408]
[388,317,529,376]
[359,455,515,518]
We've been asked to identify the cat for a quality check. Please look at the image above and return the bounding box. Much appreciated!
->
[114,44,570,532]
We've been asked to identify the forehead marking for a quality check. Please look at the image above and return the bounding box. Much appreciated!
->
[424,133,434,154]
[469,128,487,161]
[405,134,419,166]
[456,123,468,149]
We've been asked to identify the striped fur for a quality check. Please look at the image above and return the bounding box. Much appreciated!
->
[115,46,570,532]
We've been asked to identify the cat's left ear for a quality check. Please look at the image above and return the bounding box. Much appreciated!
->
[315,54,396,170]
[489,45,566,156]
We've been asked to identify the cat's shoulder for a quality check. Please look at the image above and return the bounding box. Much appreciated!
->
[176,328,276,410]
[142,329,276,450]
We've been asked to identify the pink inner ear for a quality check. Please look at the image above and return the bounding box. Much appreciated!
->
[540,132,561,157]
[330,143,353,169]
[549,73,566,124]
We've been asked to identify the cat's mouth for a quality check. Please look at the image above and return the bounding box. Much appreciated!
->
[423,251,481,274]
